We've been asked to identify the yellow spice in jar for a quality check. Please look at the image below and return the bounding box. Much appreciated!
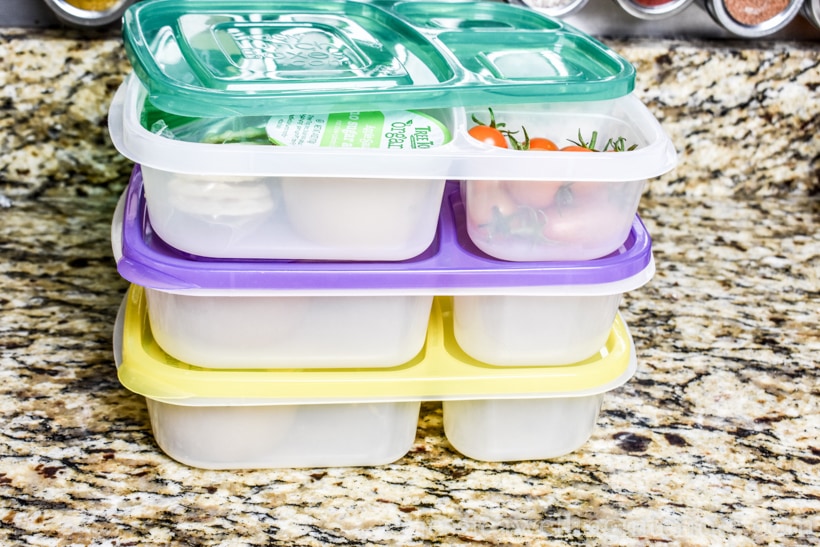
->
[64,0,120,11]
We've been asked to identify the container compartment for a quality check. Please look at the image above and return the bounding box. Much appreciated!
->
[146,399,421,470]
[443,394,605,462]
[114,73,453,261]
[459,96,662,261]
[452,293,621,366]
[141,166,448,261]
[146,290,433,369]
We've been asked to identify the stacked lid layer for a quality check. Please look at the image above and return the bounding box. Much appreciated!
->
[116,286,637,404]
[122,0,637,117]
[113,167,655,295]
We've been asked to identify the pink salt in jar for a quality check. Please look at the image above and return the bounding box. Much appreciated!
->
[700,0,803,37]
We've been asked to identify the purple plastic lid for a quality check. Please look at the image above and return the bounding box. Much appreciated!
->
[116,166,652,291]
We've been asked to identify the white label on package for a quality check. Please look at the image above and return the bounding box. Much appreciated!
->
[266,111,450,149]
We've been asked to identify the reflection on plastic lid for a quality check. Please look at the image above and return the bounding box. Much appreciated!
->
[516,0,589,18]
[122,0,637,117]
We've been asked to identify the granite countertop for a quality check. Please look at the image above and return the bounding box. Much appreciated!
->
[0,26,818,546]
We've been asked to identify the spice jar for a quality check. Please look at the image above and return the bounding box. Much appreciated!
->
[803,0,820,29]
[699,0,803,37]
[614,0,695,20]
[42,0,136,27]
[513,0,590,18]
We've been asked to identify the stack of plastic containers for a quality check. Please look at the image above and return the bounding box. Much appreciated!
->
[108,0,676,469]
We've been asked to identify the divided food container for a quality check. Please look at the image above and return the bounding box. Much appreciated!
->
[113,167,654,369]
[108,0,676,263]
[108,0,676,466]
[110,72,452,261]
[115,284,638,468]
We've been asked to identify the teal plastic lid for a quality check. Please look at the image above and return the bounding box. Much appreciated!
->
[122,0,636,117]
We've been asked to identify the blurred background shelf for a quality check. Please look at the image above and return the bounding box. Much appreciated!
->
[561,0,819,41]
[2,0,818,40]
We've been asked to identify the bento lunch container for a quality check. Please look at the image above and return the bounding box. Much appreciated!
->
[113,168,653,367]
[109,0,675,262]
[114,286,638,468]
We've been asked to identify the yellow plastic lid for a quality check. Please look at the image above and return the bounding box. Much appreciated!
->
[116,285,636,406]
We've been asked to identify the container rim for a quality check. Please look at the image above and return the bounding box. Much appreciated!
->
[108,74,678,182]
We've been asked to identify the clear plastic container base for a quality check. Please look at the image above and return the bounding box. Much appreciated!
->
[114,288,638,469]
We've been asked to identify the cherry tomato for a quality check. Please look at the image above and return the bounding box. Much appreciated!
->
[561,145,595,152]
[468,125,508,148]
[504,180,562,209]
[542,203,624,247]
[464,180,518,227]
[528,137,559,151]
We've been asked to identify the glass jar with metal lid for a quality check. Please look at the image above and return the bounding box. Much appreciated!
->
[699,0,803,37]
[42,0,136,27]
[803,0,820,29]
[510,0,590,18]
[614,0,695,20]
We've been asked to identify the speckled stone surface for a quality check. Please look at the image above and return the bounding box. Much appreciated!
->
[0,27,818,546]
